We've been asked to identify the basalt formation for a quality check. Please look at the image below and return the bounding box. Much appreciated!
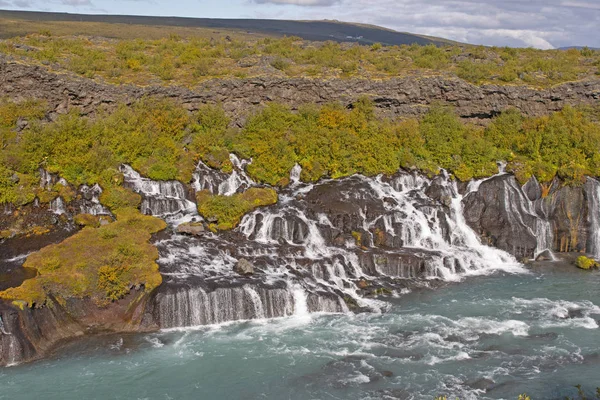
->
[2,56,600,125]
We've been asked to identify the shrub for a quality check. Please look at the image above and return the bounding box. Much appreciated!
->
[270,57,290,71]
[196,187,277,230]
[575,256,598,270]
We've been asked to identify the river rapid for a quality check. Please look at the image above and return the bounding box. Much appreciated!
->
[0,264,598,400]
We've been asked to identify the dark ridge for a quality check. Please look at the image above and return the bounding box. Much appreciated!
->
[0,9,452,46]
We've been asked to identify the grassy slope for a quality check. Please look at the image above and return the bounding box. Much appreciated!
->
[0,18,597,88]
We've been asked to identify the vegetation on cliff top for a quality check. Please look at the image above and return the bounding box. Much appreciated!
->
[1,33,599,88]
[0,208,166,307]
[1,96,600,212]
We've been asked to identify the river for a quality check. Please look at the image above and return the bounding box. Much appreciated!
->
[1,264,598,400]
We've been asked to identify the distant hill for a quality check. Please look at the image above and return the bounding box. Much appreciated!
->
[0,9,456,46]
[559,46,600,50]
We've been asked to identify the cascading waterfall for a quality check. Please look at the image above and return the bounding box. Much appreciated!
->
[136,159,527,330]
[191,154,255,196]
[586,177,600,259]
[120,165,197,218]
[369,172,521,279]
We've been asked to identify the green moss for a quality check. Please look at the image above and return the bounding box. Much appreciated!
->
[196,187,278,230]
[575,256,598,270]
[351,231,362,246]
[0,207,166,307]
[73,213,102,228]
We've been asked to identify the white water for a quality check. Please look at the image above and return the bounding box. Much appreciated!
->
[120,165,197,219]
[191,154,255,196]
[49,196,66,215]
[79,184,111,216]
[586,177,600,259]
[467,170,555,260]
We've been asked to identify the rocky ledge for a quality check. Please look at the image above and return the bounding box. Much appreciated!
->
[1,56,599,125]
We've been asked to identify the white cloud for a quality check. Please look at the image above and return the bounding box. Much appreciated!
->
[251,0,599,48]
[254,0,338,6]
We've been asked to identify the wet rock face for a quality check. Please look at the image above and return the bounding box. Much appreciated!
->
[548,183,588,253]
[462,174,596,257]
[463,175,538,259]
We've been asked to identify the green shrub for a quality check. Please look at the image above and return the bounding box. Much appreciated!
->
[196,187,277,230]
[270,57,290,71]
[575,256,598,270]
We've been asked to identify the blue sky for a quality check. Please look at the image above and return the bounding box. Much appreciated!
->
[1,0,599,49]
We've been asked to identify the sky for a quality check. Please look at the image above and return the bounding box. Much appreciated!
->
[1,0,599,49]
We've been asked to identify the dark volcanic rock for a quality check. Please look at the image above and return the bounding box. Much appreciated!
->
[463,175,538,259]
[2,55,599,125]
[0,291,153,367]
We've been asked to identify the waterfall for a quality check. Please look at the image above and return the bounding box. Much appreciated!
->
[49,197,66,215]
[157,285,295,328]
[0,316,10,335]
[191,154,254,195]
[290,164,302,186]
[467,173,555,260]
[79,184,111,216]
[368,172,520,279]
[120,165,197,218]
[153,166,527,331]
[586,178,600,259]
[0,315,21,367]
[39,168,56,190]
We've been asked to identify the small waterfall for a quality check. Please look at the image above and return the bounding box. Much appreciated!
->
[157,285,295,328]
[243,286,266,319]
[120,165,197,218]
[0,315,21,367]
[586,178,600,259]
[79,184,111,216]
[49,197,66,215]
[291,285,310,320]
[191,154,254,195]
[219,154,255,196]
[467,173,555,259]
[290,164,302,186]
[0,316,10,335]
[39,168,57,190]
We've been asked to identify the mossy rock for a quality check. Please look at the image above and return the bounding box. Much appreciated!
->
[0,207,166,308]
[196,187,278,230]
[575,256,599,270]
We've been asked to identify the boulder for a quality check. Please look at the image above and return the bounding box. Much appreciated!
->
[234,258,255,275]
[176,222,205,236]
[535,250,554,261]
